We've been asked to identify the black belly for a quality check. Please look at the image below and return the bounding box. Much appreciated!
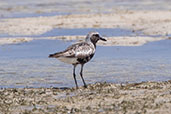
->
[77,54,94,64]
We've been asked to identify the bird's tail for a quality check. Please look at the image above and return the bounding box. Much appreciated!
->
[48,52,63,58]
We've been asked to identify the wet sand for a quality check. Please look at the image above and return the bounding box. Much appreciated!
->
[0,81,170,113]
[0,9,170,46]
[0,36,168,46]
[0,11,171,37]
[0,0,171,46]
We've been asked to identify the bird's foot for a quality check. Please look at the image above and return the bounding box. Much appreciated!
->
[75,86,79,89]
[84,85,87,88]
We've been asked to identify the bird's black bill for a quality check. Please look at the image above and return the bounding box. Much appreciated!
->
[100,37,107,41]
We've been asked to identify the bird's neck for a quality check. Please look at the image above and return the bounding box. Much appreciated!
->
[92,42,96,48]
[89,41,96,49]
[85,39,96,48]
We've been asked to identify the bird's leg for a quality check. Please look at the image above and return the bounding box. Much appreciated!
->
[80,64,87,88]
[73,65,78,89]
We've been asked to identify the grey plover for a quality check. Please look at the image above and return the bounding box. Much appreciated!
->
[49,32,106,88]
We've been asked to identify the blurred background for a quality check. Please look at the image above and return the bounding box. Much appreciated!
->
[0,0,171,18]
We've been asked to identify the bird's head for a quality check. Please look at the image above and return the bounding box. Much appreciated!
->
[85,32,107,44]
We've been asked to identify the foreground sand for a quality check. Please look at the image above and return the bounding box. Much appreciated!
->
[0,80,170,113]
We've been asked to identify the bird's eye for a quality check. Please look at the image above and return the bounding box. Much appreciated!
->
[93,34,99,37]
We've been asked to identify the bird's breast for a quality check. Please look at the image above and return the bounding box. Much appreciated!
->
[77,54,94,64]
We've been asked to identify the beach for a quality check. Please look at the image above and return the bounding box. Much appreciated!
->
[0,0,171,113]
[0,81,171,113]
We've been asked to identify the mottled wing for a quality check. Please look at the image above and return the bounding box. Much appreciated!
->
[63,42,95,58]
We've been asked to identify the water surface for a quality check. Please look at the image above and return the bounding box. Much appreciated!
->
[0,39,171,88]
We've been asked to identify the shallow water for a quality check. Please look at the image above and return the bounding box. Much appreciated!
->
[40,28,136,37]
[0,28,136,38]
[0,38,171,88]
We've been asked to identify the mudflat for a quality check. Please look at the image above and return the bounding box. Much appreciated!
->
[0,0,171,113]
[0,80,170,113]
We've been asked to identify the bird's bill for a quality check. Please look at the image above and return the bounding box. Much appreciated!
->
[100,37,107,41]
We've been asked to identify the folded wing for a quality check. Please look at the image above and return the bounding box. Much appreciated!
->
[49,42,95,59]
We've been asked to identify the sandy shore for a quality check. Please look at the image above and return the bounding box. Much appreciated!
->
[0,37,33,45]
[0,10,170,46]
[0,81,170,113]
[0,11,171,36]
[0,1,171,113]
[47,36,168,46]
[0,36,168,46]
